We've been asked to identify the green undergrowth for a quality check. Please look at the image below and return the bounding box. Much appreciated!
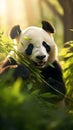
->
[60,41,73,106]
[0,32,73,130]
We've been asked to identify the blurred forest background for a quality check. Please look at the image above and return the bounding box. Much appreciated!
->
[0,0,73,46]
[0,0,73,130]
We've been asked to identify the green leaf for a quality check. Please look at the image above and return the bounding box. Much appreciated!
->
[24,36,32,41]
[40,92,56,98]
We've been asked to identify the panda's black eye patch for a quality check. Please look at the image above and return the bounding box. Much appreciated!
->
[25,43,34,55]
[42,41,50,52]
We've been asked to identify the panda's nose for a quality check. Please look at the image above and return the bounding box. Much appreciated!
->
[36,55,46,60]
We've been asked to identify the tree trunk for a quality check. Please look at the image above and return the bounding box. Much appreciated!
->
[58,0,73,42]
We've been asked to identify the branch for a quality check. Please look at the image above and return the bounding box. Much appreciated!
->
[58,0,65,7]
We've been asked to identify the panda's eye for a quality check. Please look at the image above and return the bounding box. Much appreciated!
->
[25,43,34,55]
[42,41,50,52]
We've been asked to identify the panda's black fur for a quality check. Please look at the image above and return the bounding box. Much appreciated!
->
[0,21,66,102]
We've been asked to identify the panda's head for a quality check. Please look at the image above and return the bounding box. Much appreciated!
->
[10,21,58,68]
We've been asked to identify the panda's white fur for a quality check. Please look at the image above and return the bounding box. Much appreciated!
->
[11,26,58,68]
[0,21,66,101]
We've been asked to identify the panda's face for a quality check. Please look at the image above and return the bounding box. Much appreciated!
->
[14,26,57,68]
[25,41,50,67]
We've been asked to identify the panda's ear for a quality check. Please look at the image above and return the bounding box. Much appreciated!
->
[42,21,55,33]
[10,25,21,39]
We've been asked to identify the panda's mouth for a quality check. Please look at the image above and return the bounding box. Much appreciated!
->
[32,61,46,67]
[37,61,46,66]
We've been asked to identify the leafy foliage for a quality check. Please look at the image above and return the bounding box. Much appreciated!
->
[0,33,73,130]
[60,41,73,105]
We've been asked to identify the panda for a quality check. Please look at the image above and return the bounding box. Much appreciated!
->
[0,21,66,102]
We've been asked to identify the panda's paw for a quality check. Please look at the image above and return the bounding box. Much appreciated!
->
[13,64,30,80]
